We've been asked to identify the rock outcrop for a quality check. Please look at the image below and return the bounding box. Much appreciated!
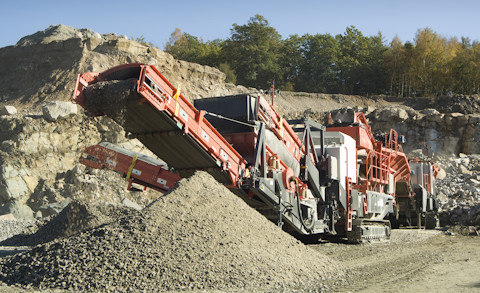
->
[0,24,247,111]
[368,106,480,155]
[42,101,78,122]
[0,104,159,219]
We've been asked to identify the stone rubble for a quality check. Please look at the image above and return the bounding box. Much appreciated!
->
[435,154,480,235]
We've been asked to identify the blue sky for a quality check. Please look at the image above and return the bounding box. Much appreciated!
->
[0,0,478,48]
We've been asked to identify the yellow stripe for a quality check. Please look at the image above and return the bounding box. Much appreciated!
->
[173,85,181,100]
[173,85,181,117]
[126,154,138,180]
[174,102,180,117]
[279,117,284,136]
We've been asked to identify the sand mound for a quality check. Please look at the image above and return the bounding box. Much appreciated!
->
[0,171,342,292]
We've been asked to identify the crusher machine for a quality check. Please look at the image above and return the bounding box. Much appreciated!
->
[73,63,438,242]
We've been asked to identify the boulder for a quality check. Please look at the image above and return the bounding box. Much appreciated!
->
[0,213,15,220]
[376,107,408,122]
[0,200,34,220]
[468,226,479,236]
[363,106,376,115]
[421,108,440,115]
[0,165,32,202]
[38,199,72,217]
[15,24,100,46]
[436,168,447,180]
[0,105,17,115]
[408,149,424,158]
[459,165,472,175]
[121,198,142,211]
[469,178,480,186]
[329,108,355,124]
[42,101,78,122]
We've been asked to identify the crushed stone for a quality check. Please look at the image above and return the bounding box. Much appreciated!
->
[0,220,35,243]
[0,171,343,292]
[1,200,137,247]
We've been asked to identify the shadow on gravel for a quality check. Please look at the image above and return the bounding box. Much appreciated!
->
[0,247,30,257]
[0,224,54,247]
[297,234,355,245]
[457,282,480,289]
[471,282,480,288]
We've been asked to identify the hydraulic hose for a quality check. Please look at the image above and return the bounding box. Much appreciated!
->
[295,179,315,232]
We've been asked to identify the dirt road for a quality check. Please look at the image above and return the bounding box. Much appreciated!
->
[0,229,478,292]
[315,230,480,292]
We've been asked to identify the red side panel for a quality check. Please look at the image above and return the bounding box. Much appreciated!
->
[81,143,181,192]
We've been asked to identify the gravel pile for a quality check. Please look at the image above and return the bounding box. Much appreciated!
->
[0,171,342,292]
[1,200,137,246]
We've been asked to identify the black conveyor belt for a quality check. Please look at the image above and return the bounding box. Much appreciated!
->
[84,80,231,183]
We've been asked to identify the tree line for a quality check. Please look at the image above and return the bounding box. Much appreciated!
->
[163,15,480,96]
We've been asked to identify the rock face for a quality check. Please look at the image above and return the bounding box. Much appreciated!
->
[0,165,31,201]
[0,200,33,220]
[289,103,480,155]
[0,103,160,220]
[0,24,249,221]
[368,107,480,155]
[0,106,17,116]
[15,24,101,47]
[0,24,247,111]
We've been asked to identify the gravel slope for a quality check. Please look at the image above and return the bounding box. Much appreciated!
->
[0,172,342,292]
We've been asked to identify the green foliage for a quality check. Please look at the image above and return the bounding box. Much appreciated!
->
[287,27,387,95]
[223,15,283,89]
[296,33,338,93]
[333,27,387,94]
[383,28,479,96]
[218,63,237,84]
[278,34,304,90]
[165,28,223,67]
[450,40,480,94]
[132,35,156,47]
[162,16,480,96]
[411,28,452,95]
